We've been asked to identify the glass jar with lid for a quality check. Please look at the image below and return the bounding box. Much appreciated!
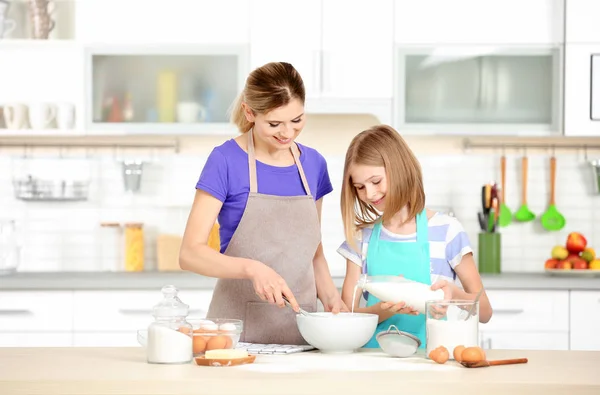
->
[146,285,193,364]
[124,222,144,272]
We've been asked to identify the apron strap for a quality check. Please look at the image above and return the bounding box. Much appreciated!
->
[415,209,428,242]
[247,129,312,196]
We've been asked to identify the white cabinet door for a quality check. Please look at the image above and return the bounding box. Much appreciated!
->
[249,0,322,98]
[564,44,600,136]
[73,290,213,332]
[0,333,73,347]
[480,290,569,332]
[0,291,73,332]
[565,0,600,43]
[73,333,140,347]
[321,0,393,99]
[77,0,250,44]
[395,0,563,44]
[479,332,569,350]
[570,291,600,351]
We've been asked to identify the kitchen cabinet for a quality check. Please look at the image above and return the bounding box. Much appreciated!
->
[73,333,139,347]
[249,0,393,122]
[569,291,600,351]
[0,333,73,347]
[84,44,247,135]
[479,332,569,351]
[394,0,564,45]
[0,291,73,332]
[394,45,563,135]
[565,0,600,43]
[564,44,600,136]
[76,0,250,44]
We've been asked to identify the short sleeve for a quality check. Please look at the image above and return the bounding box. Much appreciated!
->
[445,218,473,269]
[315,154,333,201]
[195,148,228,202]
[336,229,367,268]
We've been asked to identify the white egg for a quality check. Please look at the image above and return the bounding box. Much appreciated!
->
[219,323,237,332]
[200,323,219,331]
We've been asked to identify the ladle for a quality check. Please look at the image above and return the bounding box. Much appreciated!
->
[460,358,528,368]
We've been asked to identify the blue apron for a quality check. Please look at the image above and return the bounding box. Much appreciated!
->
[363,209,431,349]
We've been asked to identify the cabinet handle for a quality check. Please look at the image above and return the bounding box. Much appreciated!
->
[313,50,321,93]
[322,50,330,93]
[0,309,33,316]
[487,338,492,349]
[494,309,524,315]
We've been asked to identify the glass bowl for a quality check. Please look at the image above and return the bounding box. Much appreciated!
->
[187,318,243,357]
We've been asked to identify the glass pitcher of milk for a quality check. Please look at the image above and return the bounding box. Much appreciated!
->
[356,274,444,315]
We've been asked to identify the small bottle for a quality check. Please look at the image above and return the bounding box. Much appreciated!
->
[98,222,122,271]
[146,285,193,364]
[124,223,144,272]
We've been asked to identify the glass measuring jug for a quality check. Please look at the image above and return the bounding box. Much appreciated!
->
[425,299,479,359]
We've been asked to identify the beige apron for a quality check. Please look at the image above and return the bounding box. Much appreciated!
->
[206,129,321,344]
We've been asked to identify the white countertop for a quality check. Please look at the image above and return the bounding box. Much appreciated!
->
[1,271,599,290]
[0,347,599,395]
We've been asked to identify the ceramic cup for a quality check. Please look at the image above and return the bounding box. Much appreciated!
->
[3,104,28,129]
[28,103,56,129]
[56,102,75,129]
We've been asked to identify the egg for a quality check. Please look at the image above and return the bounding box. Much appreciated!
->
[177,326,192,335]
[219,323,237,332]
[428,346,449,364]
[461,347,486,363]
[199,323,219,332]
[193,335,207,354]
[453,345,466,362]
[206,335,233,351]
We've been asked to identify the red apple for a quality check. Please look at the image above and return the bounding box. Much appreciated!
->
[556,260,572,270]
[545,258,559,269]
[566,232,587,254]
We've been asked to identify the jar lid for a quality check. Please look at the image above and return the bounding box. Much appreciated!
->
[125,222,143,228]
[152,285,189,318]
[100,222,121,227]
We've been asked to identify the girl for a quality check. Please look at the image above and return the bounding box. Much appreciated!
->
[180,62,346,345]
[338,125,492,348]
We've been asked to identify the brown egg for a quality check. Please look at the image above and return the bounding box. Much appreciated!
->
[206,335,232,351]
[453,345,466,362]
[461,347,486,363]
[193,335,207,354]
[429,346,449,364]
[177,326,191,335]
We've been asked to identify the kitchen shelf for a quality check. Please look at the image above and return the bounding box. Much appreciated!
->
[0,129,84,137]
[86,123,238,136]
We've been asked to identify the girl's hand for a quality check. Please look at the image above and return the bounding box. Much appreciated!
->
[380,301,419,315]
[321,293,350,314]
[430,279,456,300]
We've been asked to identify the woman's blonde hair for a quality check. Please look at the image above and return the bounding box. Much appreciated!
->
[341,125,425,247]
[230,62,305,133]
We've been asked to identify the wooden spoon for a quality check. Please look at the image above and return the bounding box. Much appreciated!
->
[461,358,528,368]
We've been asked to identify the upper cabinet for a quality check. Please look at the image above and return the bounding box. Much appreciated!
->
[249,0,394,123]
[76,0,250,44]
[395,0,564,45]
[565,0,600,43]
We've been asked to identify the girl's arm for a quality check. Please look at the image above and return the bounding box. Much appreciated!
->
[312,198,347,313]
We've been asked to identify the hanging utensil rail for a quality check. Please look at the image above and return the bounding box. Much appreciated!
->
[463,139,600,152]
[0,140,180,153]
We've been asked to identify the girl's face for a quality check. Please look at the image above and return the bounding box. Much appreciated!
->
[350,164,388,211]
[243,98,305,151]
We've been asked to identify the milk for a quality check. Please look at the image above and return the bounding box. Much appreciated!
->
[362,281,444,314]
[147,325,193,364]
[426,318,478,359]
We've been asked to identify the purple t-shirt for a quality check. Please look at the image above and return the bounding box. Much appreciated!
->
[196,139,333,253]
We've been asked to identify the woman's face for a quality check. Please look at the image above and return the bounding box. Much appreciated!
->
[244,98,305,151]
[350,164,388,211]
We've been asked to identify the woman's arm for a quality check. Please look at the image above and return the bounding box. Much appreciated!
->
[312,198,347,313]
[179,190,255,279]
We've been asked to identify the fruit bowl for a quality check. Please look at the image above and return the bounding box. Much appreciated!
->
[187,318,243,357]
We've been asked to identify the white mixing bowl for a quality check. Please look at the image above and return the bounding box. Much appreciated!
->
[296,312,378,354]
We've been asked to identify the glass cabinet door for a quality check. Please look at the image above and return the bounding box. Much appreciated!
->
[395,46,562,134]
[85,45,247,135]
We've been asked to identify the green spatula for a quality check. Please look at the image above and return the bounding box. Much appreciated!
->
[499,156,512,227]
[514,156,535,222]
[540,156,566,231]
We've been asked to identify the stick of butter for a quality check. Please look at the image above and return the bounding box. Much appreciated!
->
[204,349,249,360]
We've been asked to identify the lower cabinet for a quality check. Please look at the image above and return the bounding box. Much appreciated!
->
[73,333,139,347]
[479,332,570,351]
[0,333,73,347]
[569,291,600,351]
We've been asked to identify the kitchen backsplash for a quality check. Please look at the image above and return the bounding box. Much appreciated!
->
[0,146,598,276]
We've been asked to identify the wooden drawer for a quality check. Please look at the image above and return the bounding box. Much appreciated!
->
[481,290,569,332]
[73,289,214,332]
[570,290,600,351]
[0,291,73,332]
[479,331,569,351]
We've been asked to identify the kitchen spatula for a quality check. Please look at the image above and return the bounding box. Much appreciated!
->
[499,156,512,227]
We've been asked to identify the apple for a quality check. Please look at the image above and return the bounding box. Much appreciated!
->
[581,248,596,263]
[545,258,559,269]
[566,232,587,254]
[556,260,572,270]
[571,259,588,270]
[551,245,569,260]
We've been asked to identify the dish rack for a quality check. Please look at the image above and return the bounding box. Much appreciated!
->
[12,175,90,201]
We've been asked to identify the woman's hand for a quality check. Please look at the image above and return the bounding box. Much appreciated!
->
[320,293,350,314]
[248,260,298,311]
[379,301,419,315]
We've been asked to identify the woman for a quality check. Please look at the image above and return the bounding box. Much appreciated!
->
[179,62,347,345]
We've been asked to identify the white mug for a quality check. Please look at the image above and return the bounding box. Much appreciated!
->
[56,103,75,129]
[3,104,28,129]
[28,103,56,129]
[0,17,16,38]
[177,102,207,123]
